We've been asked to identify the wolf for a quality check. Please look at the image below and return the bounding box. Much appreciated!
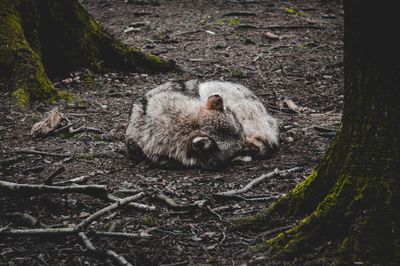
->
[126,80,278,168]
[125,81,246,169]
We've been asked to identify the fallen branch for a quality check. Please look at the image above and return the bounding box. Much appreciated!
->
[213,167,304,197]
[15,149,71,158]
[0,180,108,198]
[77,192,145,230]
[108,194,156,211]
[53,176,88,185]
[0,227,76,236]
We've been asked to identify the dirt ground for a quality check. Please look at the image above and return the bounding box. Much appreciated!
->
[0,0,343,265]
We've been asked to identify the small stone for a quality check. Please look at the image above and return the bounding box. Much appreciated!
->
[286,136,294,143]
[264,31,279,40]
[79,211,90,218]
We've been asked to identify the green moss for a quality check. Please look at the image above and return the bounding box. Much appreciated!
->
[291,170,317,199]
[58,90,75,103]
[11,88,30,108]
[215,19,225,25]
[83,74,95,87]
[228,17,241,26]
[76,152,97,160]
[284,7,296,14]
[298,12,307,17]
[142,215,157,226]
[73,133,83,140]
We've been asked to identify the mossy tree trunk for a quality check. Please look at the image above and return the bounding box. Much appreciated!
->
[0,0,175,107]
[235,1,400,264]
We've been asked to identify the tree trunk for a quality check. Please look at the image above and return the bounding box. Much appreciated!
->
[0,0,176,107]
[234,1,400,264]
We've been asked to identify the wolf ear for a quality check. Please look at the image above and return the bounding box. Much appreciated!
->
[206,94,224,111]
[192,136,213,151]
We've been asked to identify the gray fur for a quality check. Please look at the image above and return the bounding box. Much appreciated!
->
[125,82,245,169]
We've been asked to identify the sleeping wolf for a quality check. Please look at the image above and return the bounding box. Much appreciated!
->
[125,80,278,169]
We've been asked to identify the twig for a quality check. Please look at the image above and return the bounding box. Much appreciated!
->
[94,231,141,238]
[206,206,226,222]
[15,149,71,158]
[53,176,88,185]
[213,167,304,197]
[236,24,258,29]
[236,24,324,30]
[171,29,202,37]
[0,227,77,236]
[218,225,227,245]
[77,192,145,230]
[69,126,102,134]
[105,250,133,266]
[108,194,155,211]
[0,180,109,199]
[79,232,96,251]
[42,166,65,185]
[153,191,200,211]
[79,232,133,266]
[51,120,80,134]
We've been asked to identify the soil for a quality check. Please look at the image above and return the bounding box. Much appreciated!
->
[0,0,343,265]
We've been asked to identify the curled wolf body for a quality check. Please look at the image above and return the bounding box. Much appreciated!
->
[125,80,278,169]
[125,81,245,169]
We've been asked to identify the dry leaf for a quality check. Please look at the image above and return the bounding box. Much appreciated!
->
[283,98,314,113]
[30,107,64,138]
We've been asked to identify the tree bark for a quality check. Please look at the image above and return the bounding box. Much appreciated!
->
[234,1,400,264]
[0,0,176,107]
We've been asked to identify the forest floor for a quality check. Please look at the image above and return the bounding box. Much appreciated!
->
[0,0,343,265]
